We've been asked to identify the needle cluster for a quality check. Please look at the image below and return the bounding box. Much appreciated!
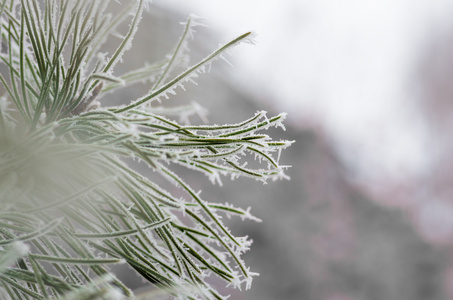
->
[0,1,292,299]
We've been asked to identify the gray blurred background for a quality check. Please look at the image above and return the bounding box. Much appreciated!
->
[107,1,453,299]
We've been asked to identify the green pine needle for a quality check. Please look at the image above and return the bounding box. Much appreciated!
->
[0,0,293,299]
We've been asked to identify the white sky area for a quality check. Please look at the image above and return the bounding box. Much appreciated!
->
[158,0,453,183]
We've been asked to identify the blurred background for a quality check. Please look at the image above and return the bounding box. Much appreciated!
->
[113,0,453,299]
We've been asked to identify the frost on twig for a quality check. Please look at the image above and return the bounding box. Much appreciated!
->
[0,1,292,299]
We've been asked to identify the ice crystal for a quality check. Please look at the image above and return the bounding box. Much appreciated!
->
[0,1,292,299]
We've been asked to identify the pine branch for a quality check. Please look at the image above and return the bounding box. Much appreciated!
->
[0,1,293,299]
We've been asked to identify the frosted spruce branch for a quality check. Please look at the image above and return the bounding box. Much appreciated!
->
[0,0,293,299]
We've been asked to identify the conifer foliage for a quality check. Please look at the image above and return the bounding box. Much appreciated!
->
[0,0,292,299]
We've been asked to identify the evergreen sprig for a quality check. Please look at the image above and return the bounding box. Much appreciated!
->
[0,0,293,299]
